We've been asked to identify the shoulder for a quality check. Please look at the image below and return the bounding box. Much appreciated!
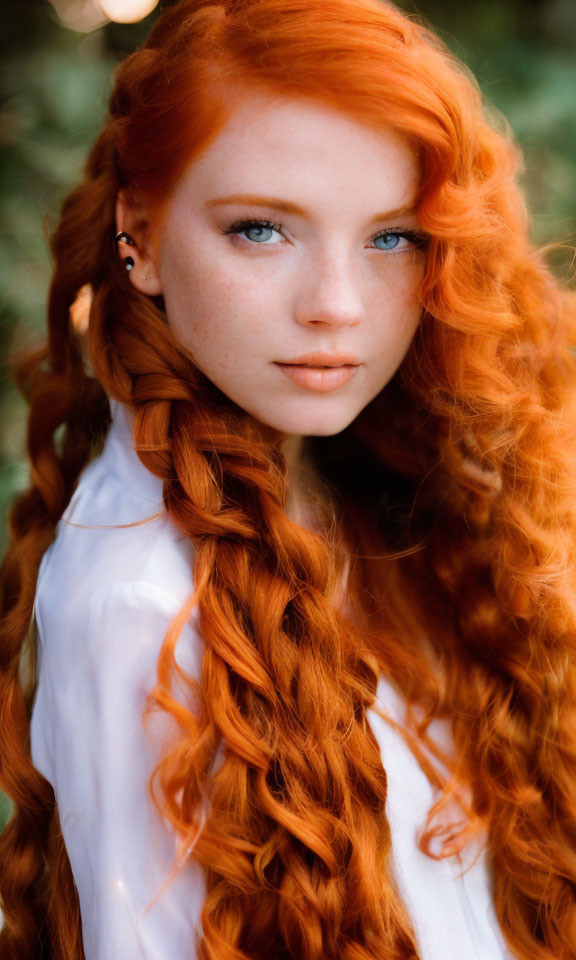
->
[35,409,197,632]
[33,414,203,684]
[31,402,205,764]
[43,396,195,595]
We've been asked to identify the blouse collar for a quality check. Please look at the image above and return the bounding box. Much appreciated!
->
[104,397,165,505]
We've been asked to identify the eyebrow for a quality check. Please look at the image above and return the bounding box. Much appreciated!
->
[205,193,417,225]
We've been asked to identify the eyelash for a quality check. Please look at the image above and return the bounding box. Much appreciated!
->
[220,218,429,250]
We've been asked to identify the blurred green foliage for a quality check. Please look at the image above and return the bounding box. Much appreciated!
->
[0,0,575,828]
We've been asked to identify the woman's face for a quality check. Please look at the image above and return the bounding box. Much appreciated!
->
[128,91,426,438]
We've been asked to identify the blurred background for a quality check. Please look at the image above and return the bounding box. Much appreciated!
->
[0,0,575,830]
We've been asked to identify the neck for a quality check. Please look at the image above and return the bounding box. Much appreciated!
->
[255,422,324,531]
[279,434,324,530]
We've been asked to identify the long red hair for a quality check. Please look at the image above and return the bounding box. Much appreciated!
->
[2,0,576,957]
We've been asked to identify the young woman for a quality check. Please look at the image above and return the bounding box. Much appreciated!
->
[1,0,576,957]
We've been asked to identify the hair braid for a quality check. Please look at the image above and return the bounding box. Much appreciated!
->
[142,401,420,959]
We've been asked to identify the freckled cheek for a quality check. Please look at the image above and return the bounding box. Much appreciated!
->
[399,286,425,320]
[162,250,229,337]
[175,246,275,315]
[371,263,424,319]
[391,261,425,316]
[164,262,274,369]
[365,273,423,370]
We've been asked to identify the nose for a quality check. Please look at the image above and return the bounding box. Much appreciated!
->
[293,251,365,328]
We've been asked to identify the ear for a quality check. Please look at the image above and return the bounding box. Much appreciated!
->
[115,189,163,296]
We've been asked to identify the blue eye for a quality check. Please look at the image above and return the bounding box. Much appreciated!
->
[374,233,401,250]
[372,230,428,251]
[222,219,283,244]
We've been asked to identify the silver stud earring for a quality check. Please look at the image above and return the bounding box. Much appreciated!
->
[115,231,136,247]
[114,231,137,273]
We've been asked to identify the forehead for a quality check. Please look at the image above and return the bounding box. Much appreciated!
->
[174,90,420,212]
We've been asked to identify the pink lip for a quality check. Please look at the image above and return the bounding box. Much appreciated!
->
[275,362,360,392]
[279,351,360,366]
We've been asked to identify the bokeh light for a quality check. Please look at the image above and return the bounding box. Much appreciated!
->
[48,0,159,30]
[98,0,159,22]
[48,0,107,32]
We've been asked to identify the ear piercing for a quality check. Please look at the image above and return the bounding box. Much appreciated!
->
[114,230,136,271]
[114,232,150,282]
[115,231,135,246]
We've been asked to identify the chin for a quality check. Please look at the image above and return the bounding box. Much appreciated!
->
[257,411,357,438]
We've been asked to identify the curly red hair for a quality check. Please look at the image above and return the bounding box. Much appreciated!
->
[2,0,576,957]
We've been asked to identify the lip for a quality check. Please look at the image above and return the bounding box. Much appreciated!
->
[278,351,360,367]
[274,362,360,392]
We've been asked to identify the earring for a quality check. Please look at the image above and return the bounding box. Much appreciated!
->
[115,231,136,246]
[114,230,137,273]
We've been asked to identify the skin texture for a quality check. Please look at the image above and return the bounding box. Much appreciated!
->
[116,91,427,499]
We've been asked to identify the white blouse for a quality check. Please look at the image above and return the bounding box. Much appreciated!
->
[30,397,514,960]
